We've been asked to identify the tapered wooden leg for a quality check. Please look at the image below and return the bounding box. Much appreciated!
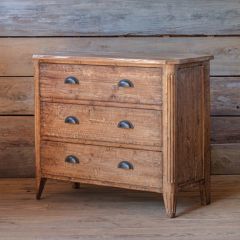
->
[163,189,176,218]
[72,182,80,189]
[36,177,47,200]
[199,181,211,205]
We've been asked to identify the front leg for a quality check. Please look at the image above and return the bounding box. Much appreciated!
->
[36,177,47,200]
[163,184,176,218]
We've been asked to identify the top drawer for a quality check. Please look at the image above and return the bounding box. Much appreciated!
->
[39,63,162,105]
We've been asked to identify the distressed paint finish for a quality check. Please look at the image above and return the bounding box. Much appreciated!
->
[0,0,239,36]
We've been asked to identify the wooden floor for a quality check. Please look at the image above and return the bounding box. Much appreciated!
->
[0,176,239,240]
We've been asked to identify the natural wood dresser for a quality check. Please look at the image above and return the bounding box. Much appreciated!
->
[33,53,213,217]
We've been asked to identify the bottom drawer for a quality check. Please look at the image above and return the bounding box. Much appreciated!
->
[41,141,162,191]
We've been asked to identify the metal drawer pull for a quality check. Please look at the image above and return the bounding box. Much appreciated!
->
[65,155,80,164]
[117,120,134,129]
[64,116,79,124]
[64,76,79,84]
[118,79,134,88]
[118,161,134,170]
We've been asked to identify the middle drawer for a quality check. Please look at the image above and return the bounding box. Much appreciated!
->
[41,102,162,148]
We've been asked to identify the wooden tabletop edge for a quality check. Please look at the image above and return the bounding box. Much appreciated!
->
[32,54,214,66]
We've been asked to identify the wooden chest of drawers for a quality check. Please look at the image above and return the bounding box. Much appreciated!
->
[34,53,213,217]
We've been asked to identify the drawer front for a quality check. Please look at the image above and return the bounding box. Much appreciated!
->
[41,141,162,190]
[40,63,162,105]
[41,102,162,147]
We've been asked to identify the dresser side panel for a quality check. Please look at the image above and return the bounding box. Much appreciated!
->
[175,63,208,185]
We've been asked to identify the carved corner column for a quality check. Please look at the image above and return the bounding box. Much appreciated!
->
[199,61,211,205]
[162,65,177,218]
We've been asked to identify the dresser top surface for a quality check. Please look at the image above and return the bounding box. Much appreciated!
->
[33,52,213,66]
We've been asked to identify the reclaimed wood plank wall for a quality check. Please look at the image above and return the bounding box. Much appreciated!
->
[0,0,239,177]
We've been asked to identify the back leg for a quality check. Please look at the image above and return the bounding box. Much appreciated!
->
[72,182,80,189]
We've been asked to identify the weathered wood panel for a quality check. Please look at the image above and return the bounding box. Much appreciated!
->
[0,37,240,76]
[175,65,205,184]
[0,77,33,115]
[0,116,34,177]
[211,77,240,116]
[2,145,238,177]
[0,146,34,177]
[0,0,239,36]
[40,63,163,106]
[211,117,240,144]
[211,144,240,175]
[1,76,238,116]
[0,115,238,177]
[41,141,162,192]
[0,176,239,239]
[41,102,162,148]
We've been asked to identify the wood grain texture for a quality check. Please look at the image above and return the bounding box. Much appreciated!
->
[1,145,238,177]
[162,64,177,218]
[212,144,240,175]
[36,57,212,217]
[35,53,213,65]
[0,176,239,240]
[0,115,237,177]
[40,63,163,106]
[0,146,34,178]
[0,77,33,115]
[0,1,239,179]
[41,116,240,148]
[0,116,34,177]
[0,176,240,240]
[41,141,163,192]
[41,102,162,148]
[0,0,239,36]
[34,59,43,199]
[0,76,238,115]
[175,65,205,184]
[211,117,240,143]
[211,77,240,116]
[201,61,211,205]
[0,37,239,76]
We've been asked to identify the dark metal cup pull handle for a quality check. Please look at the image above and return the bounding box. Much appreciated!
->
[65,155,80,164]
[118,79,134,88]
[65,116,79,124]
[118,120,134,129]
[118,161,134,170]
[64,76,79,84]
